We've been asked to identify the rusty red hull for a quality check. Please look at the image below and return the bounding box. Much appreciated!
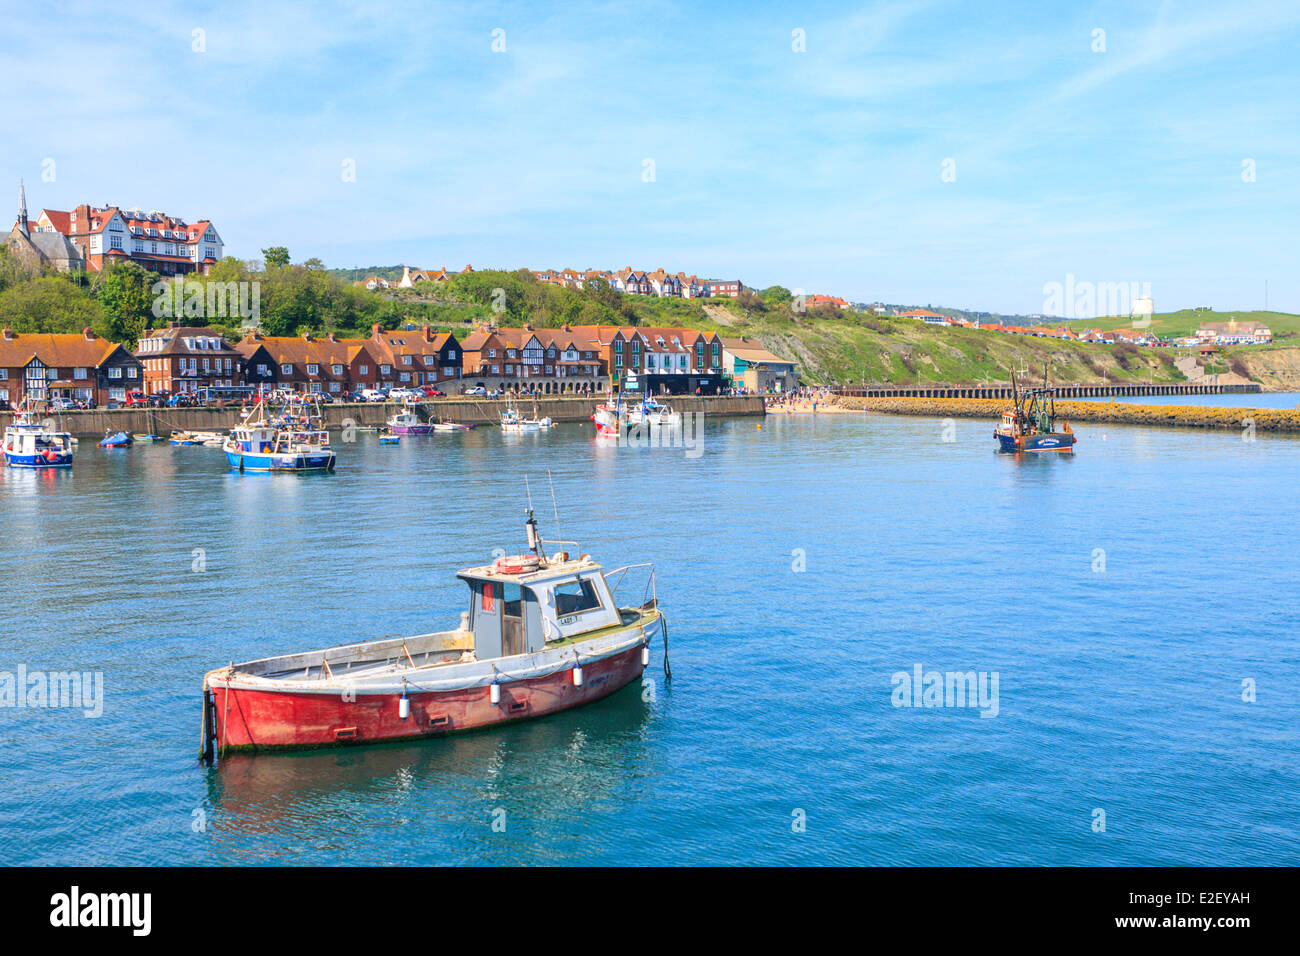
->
[211,644,645,753]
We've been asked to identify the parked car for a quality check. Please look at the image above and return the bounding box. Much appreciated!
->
[461,385,487,396]
[123,391,148,408]
[147,391,170,408]
[50,397,75,411]
[359,388,388,402]
[388,387,421,401]
[418,386,445,397]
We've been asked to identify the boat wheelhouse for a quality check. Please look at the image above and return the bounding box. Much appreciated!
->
[3,405,73,468]
[222,398,335,472]
[200,510,663,758]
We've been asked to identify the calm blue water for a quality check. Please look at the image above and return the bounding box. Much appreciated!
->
[2,413,1297,866]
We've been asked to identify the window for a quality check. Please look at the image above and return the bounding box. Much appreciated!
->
[306,364,319,375]
[127,367,137,378]
[358,365,368,375]
[0,370,7,380]
[447,349,456,360]
[399,372,410,382]
[257,364,269,376]
[332,364,343,375]
[380,364,391,374]
[224,358,232,371]
[487,349,497,358]
[108,367,122,379]
[553,579,602,616]
[423,355,433,365]
[281,364,293,375]
[402,355,412,365]
[74,367,87,380]
[202,358,210,372]
[507,349,516,359]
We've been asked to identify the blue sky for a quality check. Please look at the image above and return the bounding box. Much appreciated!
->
[3,0,1298,314]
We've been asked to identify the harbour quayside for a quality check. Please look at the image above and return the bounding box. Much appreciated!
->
[223,396,336,473]
[994,367,1077,453]
[2,402,73,468]
[199,507,667,759]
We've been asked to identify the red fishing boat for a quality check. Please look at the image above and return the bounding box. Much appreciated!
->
[200,511,665,760]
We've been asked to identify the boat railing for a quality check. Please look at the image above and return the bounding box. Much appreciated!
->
[605,562,658,611]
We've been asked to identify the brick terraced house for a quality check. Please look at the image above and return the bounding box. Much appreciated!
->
[0,327,144,406]
[136,325,244,396]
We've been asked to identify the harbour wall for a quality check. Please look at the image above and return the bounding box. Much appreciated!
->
[836,396,1300,432]
[1,395,765,437]
[832,382,1260,400]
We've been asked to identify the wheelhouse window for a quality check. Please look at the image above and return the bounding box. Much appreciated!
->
[553,578,602,616]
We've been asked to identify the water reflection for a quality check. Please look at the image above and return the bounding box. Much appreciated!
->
[203,682,653,862]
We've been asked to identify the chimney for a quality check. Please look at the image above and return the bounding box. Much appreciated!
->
[302,331,313,341]
[524,323,533,332]
[327,332,337,343]
[422,323,431,342]
[83,327,96,341]
[2,327,12,341]
[562,323,571,332]
[372,323,382,336]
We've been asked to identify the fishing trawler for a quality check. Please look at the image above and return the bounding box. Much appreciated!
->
[995,368,1076,453]
[199,508,665,759]
[2,404,73,468]
[222,397,336,472]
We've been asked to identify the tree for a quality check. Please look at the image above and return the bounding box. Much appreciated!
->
[261,246,290,270]
[95,261,153,343]
[0,276,105,333]
[761,285,793,307]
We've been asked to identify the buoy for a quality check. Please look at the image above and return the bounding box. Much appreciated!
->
[572,663,583,687]
[642,646,650,667]
[398,691,410,721]
[490,681,501,705]
[494,554,541,575]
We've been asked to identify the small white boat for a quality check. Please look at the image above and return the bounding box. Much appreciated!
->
[500,400,553,432]
[626,397,682,428]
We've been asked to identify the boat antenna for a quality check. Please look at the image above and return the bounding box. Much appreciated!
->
[524,476,541,557]
[547,468,562,550]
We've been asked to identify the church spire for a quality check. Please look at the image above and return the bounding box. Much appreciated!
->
[17,178,28,236]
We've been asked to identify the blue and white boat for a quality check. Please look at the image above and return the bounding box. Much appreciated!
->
[99,430,132,447]
[3,404,73,468]
[222,398,335,473]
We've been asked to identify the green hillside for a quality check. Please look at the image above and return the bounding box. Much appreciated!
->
[1069,309,1300,342]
